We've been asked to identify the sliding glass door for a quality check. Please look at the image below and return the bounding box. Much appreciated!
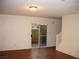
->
[31,24,47,48]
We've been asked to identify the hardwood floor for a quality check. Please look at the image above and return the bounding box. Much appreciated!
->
[0,47,77,59]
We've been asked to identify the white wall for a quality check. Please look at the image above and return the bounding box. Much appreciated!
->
[0,17,3,50]
[0,14,61,51]
[57,14,79,58]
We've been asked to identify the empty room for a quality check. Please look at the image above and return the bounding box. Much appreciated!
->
[0,0,79,59]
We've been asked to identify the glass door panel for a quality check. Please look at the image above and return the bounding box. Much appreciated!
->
[32,24,39,48]
[40,25,47,46]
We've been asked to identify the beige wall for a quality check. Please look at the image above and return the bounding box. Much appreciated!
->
[57,14,79,58]
[0,14,61,51]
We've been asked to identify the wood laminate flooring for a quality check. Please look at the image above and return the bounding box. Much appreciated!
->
[0,47,77,59]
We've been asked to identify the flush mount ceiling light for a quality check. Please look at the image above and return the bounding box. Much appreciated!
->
[29,6,38,11]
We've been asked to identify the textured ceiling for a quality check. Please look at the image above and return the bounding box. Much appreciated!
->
[0,0,79,17]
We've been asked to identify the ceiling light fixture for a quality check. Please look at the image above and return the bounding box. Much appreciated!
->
[29,6,38,11]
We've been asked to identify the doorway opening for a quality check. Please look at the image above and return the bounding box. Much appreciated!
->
[31,24,47,48]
